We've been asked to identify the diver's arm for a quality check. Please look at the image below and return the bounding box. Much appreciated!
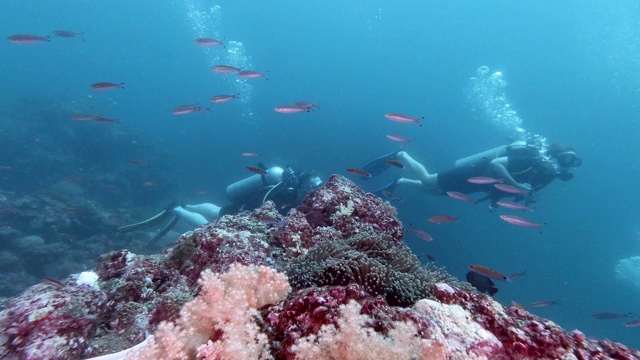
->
[489,157,531,191]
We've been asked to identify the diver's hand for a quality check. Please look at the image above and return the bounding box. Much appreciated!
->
[518,183,532,191]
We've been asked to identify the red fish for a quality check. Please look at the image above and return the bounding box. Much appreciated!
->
[90,82,125,90]
[274,105,308,114]
[494,183,526,194]
[346,168,371,177]
[428,215,458,224]
[241,152,259,157]
[496,201,533,211]
[381,190,402,202]
[499,214,541,230]
[530,300,559,308]
[210,94,239,103]
[246,166,266,175]
[386,134,411,143]
[384,113,423,127]
[469,265,509,281]
[195,38,223,47]
[385,160,404,168]
[467,176,502,184]
[211,65,240,74]
[446,191,475,202]
[53,30,84,39]
[171,105,209,115]
[130,160,146,166]
[410,228,433,242]
[7,34,50,44]
[237,70,266,79]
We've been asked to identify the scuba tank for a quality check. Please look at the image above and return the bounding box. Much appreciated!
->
[226,166,284,203]
[454,141,528,168]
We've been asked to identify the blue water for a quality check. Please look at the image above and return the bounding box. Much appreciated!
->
[2,0,640,349]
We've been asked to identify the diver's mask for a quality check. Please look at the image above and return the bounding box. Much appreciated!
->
[556,151,582,168]
[306,176,322,190]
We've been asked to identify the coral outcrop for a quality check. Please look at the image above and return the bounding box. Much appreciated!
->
[0,175,638,359]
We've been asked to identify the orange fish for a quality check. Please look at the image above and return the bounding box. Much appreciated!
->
[385,160,404,168]
[468,265,509,282]
[346,168,371,177]
[246,166,266,175]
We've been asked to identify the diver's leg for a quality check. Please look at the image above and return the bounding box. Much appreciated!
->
[172,206,208,227]
[185,203,221,219]
[396,151,438,187]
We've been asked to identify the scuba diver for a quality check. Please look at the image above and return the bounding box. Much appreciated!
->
[117,165,323,246]
[364,139,581,208]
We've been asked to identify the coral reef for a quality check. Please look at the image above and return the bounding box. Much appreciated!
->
[0,175,638,359]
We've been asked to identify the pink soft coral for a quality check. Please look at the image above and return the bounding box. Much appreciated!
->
[127,263,291,360]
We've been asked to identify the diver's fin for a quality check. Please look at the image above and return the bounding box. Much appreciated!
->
[369,178,398,196]
[145,215,180,248]
[117,201,177,233]
[361,152,398,178]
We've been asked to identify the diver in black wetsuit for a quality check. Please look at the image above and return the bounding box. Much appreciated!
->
[117,166,322,245]
[366,140,580,207]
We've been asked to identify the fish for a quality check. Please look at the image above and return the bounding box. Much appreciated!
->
[274,105,308,114]
[410,228,433,242]
[211,65,241,74]
[130,160,146,166]
[381,190,402,202]
[346,168,371,177]
[466,271,498,296]
[511,301,527,311]
[0,166,11,171]
[507,271,527,281]
[246,166,266,175]
[143,181,160,187]
[494,183,526,194]
[90,82,125,90]
[241,152,259,157]
[210,94,239,103]
[52,30,84,39]
[237,70,267,79]
[446,191,475,202]
[258,214,282,225]
[468,264,509,281]
[385,160,404,168]
[171,105,209,115]
[7,34,50,44]
[428,215,458,224]
[70,114,100,121]
[384,113,423,126]
[193,189,209,195]
[496,201,533,211]
[624,319,640,327]
[530,300,560,308]
[592,312,634,320]
[43,277,65,288]
[194,38,223,47]
[467,176,502,184]
[386,134,411,143]
[292,101,317,110]
[499,214,541,230]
